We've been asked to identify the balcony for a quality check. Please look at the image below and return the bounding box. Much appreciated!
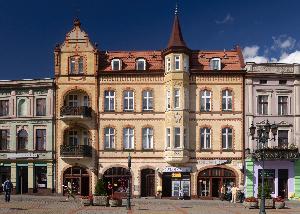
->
[60,106,92,120]
[252,145,300,160]
[164,149,190,164]
[60,145,92,158]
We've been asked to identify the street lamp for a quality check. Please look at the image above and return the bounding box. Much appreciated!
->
[127,153,132,210]
[249,120,278,214]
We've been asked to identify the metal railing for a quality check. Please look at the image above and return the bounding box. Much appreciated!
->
[60,145,92,157]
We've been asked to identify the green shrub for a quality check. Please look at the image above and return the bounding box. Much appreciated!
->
[94,179,107,196]
[258,182,272,199]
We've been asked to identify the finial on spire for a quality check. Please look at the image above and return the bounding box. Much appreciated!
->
[73,8,81,27]
[175,1,179,15]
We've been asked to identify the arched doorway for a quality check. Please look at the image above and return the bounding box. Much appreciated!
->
[103,167,131,197]
[63,166,90,196]
[198,167,236,198]
[141,169,155,197]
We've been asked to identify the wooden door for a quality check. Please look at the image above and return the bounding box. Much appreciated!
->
[146,174,155,196]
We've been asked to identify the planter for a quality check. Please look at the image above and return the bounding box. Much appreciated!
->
[243,201,258,209]
[81,198,92,206]
[258,199,274,208]
[109,199,122,207]
[274,201,285,209]
[93,196,108,206]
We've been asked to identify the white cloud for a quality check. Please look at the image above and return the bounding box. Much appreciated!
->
[278,51,300,63]
[243,45,269,63]
[215,13,234,24]
[271,35,296,51]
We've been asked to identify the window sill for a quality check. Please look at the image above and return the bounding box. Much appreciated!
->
[200,149,212,152]
[104,148,116,151]
[104,110,115,113]
[222,149,234,152]
[142,148,154,151]
[142,109,154,112]
[123,110,134,112]
[123,149,134,151]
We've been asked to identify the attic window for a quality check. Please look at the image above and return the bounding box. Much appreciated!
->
[112,59,122,71]
[136,59,146,70]
[210,58,221,70]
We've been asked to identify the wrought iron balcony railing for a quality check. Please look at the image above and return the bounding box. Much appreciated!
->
[252,145,299,160]
[60,106,92,118]
[60,145,92,157]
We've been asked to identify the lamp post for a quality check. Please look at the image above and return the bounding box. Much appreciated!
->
[249,120,278,214]
[127,153,132,210]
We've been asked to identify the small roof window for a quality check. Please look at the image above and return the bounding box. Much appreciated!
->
[136,58,146,71]
[111,58,122,71]
[210,58,221,70]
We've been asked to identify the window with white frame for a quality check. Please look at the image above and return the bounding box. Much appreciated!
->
[278,96,288,116]
[123,128,134,149]
[104,127,115,149]
[136,59,146,70]
[210,58,221,70]
[184,128,187,148]
[175,55,180,70]
[123,90,134,111]
[142,90,153,111]
[166,57,171,72]
[166,128,171,148]
[257,95,268,115]
[200,128,211,149]
[112,59,121,71]
[166,90,171,110]
[222,128,233,149]
[104,90,115,111]
[174,89,180,109]
[183,56,189,71]
[68,95,78,107]
[200,90,211,111]
[222,90,232,111]
[0,129,9,151]
[174,127,180,148]
[142,127,153,149]
[18,99,27,117]
[0,100,9,116]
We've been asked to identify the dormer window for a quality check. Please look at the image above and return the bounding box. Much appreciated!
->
[112,59,122,71]
[69,56,84,74]
[174,55,180,70]
[210,58,221,70]
[136,58,146,70]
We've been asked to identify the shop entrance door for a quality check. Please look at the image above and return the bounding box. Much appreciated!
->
[17,166,28,194]
[278,169,288,198]
[212,178,220,197]
[141,169,155,197]
[172,180,190,197]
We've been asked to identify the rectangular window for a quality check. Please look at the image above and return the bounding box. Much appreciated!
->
[222,128,232,149]
[175,55,180,70]
[104,91,115,111]
[83,131,89,145]
[36,98,46,116]
[70,57,76,74]
[36,129,46,151]
[166,128,171,148]
[0,100,9,116]
[123,128,134,149]
[35,166,47,189]
[210,58,221,70]
[200,90,211,112]
[142,128,153,149]
[123,91,134,111]
[166,90,171,110]
[258,95,268,115]
[174,127,180,148]
[78,57,84,74]
[278,130,288,148]
[174,89,180,109]
[184,128,187,148]
[0,130,9,150]
[258,169,275,194]
[83,96,89,107]
[137,59,146,70]
[105,128,115,149]
[222,90,232,111]
[142,91,153,111]
[278,96,288,115]
[260,80,267,84]
[166,57,171,71]
[279,80,287,85]
[68,95,78,107]
[200,128,211,149]
[68,130,78,146]
[112,59,121,71]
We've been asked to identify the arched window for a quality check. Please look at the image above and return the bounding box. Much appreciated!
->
[18,99,27,117]
[17,129,28,150]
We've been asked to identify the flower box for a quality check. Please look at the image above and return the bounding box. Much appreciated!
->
[93,195,108,206]
[258,199,274,208]
[274,197,285,209]
[243,197,258,209]
[109,199,122,207]
[81,196,93,206]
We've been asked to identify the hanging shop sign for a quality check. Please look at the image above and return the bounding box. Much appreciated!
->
[6,153,38,159]
[163,167,192,173]
[172,172,182,178]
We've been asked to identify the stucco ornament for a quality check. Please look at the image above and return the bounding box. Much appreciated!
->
[174,112,182,123]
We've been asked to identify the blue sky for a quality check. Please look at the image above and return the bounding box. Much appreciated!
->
[1,0,300,79]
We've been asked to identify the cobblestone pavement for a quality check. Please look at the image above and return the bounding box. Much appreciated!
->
[1,195,300,214]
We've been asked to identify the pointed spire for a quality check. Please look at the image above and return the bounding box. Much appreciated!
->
[166,2,187,49]
[73,17,81,28]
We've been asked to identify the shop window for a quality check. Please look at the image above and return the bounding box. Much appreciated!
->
[278,130,288,148]
[0,129,9,151]
[142,90,153,111]
[258,169,275,194]
[258,95,268,115]
[35,166,47,189]
[104,90,115,112]
[36,98,46,116]
[0,100,9,116]
[36,129,46,151]
[17,129,28,150]
[104,127,115,149]
[222,90,232,111]
[142,127,153,149]
[200,90,211,112]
